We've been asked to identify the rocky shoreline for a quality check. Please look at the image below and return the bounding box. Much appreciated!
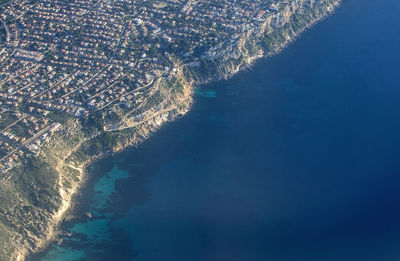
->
[0,1,341,260]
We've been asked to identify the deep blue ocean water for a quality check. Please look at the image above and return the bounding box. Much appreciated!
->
[32,0,400,260]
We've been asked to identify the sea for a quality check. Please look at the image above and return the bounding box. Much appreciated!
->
[30,0,400,260]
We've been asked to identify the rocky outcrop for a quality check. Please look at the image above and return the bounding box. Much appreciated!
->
[191,0,340,83]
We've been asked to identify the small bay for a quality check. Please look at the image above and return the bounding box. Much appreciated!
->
[31,0,400,260]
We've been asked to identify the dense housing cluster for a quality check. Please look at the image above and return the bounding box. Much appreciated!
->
[0,0,316,173]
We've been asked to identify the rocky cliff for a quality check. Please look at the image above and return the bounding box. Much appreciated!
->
[0,0,340,260]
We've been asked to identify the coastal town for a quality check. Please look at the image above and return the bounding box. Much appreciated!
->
[0,0,344,260]
[0,0,311,174]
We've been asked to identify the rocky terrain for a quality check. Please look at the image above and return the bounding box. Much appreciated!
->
[0,0,341,260]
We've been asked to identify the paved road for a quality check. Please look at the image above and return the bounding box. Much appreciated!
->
[0,125,51,162]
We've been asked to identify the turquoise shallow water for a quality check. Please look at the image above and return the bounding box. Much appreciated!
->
[31,0,400,260]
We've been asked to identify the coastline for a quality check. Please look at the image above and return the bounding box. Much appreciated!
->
[4,1,342,260]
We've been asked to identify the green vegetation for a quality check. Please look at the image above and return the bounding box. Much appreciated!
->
[0,111,19,130]
[0,27,6,44]
[9,122,30,137]
[47,111,71,124]
[124,15,133,21]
